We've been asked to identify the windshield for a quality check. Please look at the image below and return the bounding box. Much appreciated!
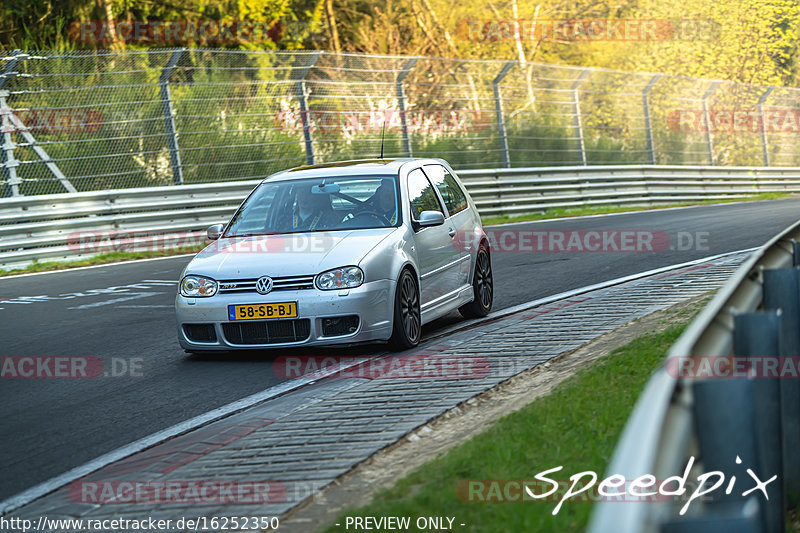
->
[224,176,401,236]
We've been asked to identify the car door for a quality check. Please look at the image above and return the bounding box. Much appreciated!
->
[422,164,472,291]
[406,167,460,309]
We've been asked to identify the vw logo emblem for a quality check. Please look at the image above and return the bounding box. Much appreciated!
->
[255,276,273,295]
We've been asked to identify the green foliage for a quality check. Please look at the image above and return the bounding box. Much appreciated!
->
[5,0,800,91]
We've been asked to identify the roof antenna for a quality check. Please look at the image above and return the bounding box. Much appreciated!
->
[379,119,386,159]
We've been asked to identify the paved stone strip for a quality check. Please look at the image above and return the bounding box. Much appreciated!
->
[8,253,748,531]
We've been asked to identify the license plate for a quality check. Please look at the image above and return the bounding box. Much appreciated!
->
[228,302,298,321]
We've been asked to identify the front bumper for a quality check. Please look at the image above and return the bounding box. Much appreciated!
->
[175,279,395,350]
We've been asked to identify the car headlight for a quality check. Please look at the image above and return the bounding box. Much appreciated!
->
[315,266,364,290]
[180,275,218,297]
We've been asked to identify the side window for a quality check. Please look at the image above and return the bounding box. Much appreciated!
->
[423,165,468,215]
[407,168,443,220]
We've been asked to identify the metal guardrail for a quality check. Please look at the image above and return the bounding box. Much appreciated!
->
[588,220,800,532]
[2,164,800,270]
[0,179,260,269]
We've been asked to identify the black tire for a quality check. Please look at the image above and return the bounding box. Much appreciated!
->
[459,244,493,318]
[389,269,421,350]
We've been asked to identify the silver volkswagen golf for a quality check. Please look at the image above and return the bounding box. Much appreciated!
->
[175,158,493,352]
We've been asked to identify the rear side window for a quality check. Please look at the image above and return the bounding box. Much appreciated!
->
[407,168,443,220]
[424,165,468,215]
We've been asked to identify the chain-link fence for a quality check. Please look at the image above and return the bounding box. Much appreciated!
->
[2,48,800,197]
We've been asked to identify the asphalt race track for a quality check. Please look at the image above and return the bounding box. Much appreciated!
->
[1,197,799,501]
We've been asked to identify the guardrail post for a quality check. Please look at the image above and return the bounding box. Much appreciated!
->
[160,48,186,185]
[572,69,591,166]
[758,87,775,167]
[702,81,720,165]
[691,379,763,527]
[1,52,22,197]
[294,51,322,165]
[733,311,785,533]
[764,268,800,505]
[396,58,418,157]
[493,61,516,169]
[642,74,662,165]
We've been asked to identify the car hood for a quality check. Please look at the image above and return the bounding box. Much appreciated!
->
[184,228,396,279]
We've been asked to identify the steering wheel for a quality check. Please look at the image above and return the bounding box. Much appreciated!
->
[341,210,391,227]
[358,209,391,224]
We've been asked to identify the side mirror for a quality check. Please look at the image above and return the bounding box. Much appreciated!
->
[416,210,445,228]
[207,223,224,240]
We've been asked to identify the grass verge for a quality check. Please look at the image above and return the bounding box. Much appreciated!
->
[1,192,792,277]
[323,322,688,532]
[480,192,793,226]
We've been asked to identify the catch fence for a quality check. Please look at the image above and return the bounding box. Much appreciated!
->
[3,49,800,197]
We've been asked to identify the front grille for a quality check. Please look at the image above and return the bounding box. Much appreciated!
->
[183,324,217,342]
[321,315,360,337]
[222,319,311,345]
[218,275,315,294]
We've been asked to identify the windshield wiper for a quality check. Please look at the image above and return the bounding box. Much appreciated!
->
[222,231,279,237]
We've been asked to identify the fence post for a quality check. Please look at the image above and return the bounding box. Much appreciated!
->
[702,81,720,165]
[160,48,186,185]
[642,74,662,165]
[571,69,591,166]
[493,61,516,169]
[1,91,21,197]
[396,58,418,157]
[758,86,775,167]
[1,52,22,197]
[294,51,322,165]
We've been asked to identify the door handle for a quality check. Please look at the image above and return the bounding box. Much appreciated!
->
[448,227,456,238]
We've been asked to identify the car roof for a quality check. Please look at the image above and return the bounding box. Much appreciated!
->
[262,158,445,183]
